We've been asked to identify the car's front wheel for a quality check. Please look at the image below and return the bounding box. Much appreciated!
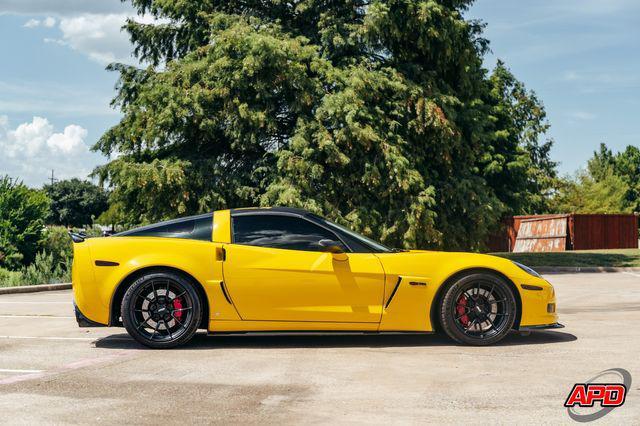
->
[121,271,202,349]
[438,272,517,346]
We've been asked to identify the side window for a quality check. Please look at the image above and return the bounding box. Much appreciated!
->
[118,215,213,241]
[233,215,344,252]
[146,220,195,234]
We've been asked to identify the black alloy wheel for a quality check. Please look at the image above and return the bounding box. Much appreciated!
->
[121,271,202,348]
[439,272,516,346]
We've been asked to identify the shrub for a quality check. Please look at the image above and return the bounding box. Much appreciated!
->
[21,251,70,285]
[0,251,71,287]
[41,226,73,271]
[0,267,25,287]
[0,176,50,269]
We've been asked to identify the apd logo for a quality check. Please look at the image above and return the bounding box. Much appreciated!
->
[564,368,632,422]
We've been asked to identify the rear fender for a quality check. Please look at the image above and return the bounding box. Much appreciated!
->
[73,237,223,325]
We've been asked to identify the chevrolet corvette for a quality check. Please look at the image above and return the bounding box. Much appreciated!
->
[71,207,561,348]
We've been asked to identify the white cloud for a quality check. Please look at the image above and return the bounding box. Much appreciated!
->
[0,116,97,186]
[56,13,134,65]
[12,2,151,66]
[16,1,164,66]
[42,13,161,65]
[8,116,53,156]
[22,15,55,28]
[42,16,55,27]
[3,116,87,157]
[23,18,39,28]
[28,15,130,66]
[561,69,640,94]
[46,124,87,153]
[563,71,579,81]
[567,111,597,121]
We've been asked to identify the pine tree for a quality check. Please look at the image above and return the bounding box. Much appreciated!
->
[95,0,558,249]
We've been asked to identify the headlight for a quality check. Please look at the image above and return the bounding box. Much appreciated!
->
[512,261,541,278]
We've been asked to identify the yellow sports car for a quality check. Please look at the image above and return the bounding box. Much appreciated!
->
[71,207,561,348]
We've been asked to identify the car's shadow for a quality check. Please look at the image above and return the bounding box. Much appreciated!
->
[94,329,577,350]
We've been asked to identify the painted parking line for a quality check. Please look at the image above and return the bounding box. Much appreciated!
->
[0,369,44,374]
[622,271,640,278]
[0,351,137,385]
[0,335,96,341]
[0,315,75,319]
[0,335,133,341]
[0,301,70,304]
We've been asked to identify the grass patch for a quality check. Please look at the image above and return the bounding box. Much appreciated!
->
[493,249,640,267]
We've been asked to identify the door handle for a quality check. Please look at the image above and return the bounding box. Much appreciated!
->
[215,247,226,261]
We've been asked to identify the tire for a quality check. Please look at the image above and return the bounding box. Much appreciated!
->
[121,271,202,349]
[438,272,517,346]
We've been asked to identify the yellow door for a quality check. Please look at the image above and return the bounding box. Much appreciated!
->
[222,244,386,323]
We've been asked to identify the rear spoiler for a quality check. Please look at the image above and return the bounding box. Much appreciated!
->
[68,231,86,243]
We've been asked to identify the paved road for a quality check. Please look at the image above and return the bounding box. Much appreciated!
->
[0,272,639,424]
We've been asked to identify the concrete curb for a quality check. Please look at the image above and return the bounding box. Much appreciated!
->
[0,283,71,295]
[536,267,640,274]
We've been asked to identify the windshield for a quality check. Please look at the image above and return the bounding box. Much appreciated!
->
[311,215,393,253]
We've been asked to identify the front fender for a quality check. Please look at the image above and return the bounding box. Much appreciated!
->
[375,251,556,331]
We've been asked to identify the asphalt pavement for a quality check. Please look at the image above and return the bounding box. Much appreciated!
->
[1,272,639,424]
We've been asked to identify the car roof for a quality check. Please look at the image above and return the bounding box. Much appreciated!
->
[230,207,312,217]
[114,207,313,237]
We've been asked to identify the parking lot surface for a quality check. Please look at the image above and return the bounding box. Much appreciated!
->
[1,272,639,424]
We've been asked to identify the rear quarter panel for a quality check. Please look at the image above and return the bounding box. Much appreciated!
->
[73,237,222,325]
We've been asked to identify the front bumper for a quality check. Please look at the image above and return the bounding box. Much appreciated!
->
[74,302,105,327]
[519,323,565,331]
[516,275,560,327]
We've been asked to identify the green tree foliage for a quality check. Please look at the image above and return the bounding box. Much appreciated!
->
[587,143,640,211]
[96,202,129,229]
[551,143,639,214]
[484,61,557,216]
[553,169,632,214]
[587,143,616,181]
[44,178,108,227]
[0,176,50,269]
[613,145,640,211]
[96,0,557,250]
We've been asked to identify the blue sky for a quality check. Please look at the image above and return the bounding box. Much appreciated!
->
[0,0,638,187]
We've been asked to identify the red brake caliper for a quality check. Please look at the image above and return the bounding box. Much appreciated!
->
[456,295,469,326]
[173,297,183,320]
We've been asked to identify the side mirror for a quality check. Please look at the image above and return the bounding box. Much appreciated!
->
[318,239,345,254]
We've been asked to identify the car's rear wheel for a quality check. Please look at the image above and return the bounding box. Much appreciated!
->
[438,272,516,346]
[121,271,202,349]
